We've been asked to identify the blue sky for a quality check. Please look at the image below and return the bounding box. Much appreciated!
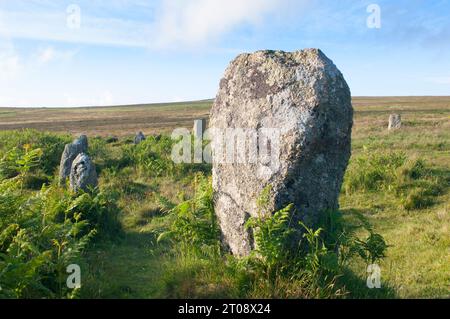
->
[0,0,449,107]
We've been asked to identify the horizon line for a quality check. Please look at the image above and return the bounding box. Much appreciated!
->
[1,95,450,109]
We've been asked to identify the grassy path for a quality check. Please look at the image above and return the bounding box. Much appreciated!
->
[82,230,165,298]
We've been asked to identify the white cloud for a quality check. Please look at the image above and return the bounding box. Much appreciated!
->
[38,47,57,64]
[152,0,285,48]
[0,0,295,49]
[0,40,77,83]
[0,10,152,48]
[36,46,78,65]
[0,39,22,80]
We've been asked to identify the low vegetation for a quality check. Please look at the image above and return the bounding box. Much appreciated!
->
[0,96,449,299]
[0,138,120,298]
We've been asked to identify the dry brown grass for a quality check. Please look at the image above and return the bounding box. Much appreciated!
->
[0,100,212,137]
[1,96,448,138]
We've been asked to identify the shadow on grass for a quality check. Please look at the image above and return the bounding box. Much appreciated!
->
[339,268,397,299]
[329,208,398,299]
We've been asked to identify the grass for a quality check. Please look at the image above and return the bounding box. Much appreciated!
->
[338,96,450,298]
[0,100,212,137]
[0,96,449,298]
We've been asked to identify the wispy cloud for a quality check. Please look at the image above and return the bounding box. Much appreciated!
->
[0,0,298,49]
[0,9,152,48]
[35,46,78,65]
[151,0,288,48]
[0,38,22,80]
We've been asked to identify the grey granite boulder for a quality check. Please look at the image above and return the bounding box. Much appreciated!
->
[59,135,88,184]
[69,153,98,192]
[210,49,353,256]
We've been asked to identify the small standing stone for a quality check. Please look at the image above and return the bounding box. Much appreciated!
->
[69,153,98,192]
[193,119,207,140]
[134,131,146,145]
[388,114,402,130]
[59,135,88,184]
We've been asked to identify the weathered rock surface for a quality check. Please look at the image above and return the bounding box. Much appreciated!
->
[134,131,146,144]
[388,114,401,130]
[210,49,353,256]
[69,153,98,192]
[59,135,88,184]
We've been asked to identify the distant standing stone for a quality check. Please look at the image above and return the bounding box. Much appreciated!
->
[69,153,98,192]
[134,131,146,144]
[193,119,207,139]
[59,135,88,184]
[388,114,402,130]
[210,49,353,256]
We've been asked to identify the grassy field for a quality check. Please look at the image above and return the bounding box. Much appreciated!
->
[0,100,212,137]
[0,96,449,299]
[341,97,450,298]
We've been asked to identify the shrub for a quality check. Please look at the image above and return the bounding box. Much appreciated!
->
[241,186,388,298]
[397,158,427,180]
[0,130,71,175]
[345,151,446,211]
[155,180,389,298]
[157,173,220,256]
[121,135,210,179]
[0,145,121,298]
[105,136,119,144]
[64,190,122,240]
[353,232,389,265]
[343,151,406,194]
[401,188,434,210]
[88,136,109,162]
[21,170,51,190]
[243,200,341,297]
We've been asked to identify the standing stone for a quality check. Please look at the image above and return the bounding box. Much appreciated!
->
[69,153,98,192]
[193,119,207,140]
[388,114,401,130]
[210,49,353,256]
[59,135,88,184]
[134,131,146,145]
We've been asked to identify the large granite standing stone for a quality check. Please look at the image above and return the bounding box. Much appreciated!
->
[69,153,98,192]
[210,49,353,256]
[388,114,401,130]
[59,135,88,184]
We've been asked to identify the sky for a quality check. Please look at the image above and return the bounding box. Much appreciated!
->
[0,0,449,107]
